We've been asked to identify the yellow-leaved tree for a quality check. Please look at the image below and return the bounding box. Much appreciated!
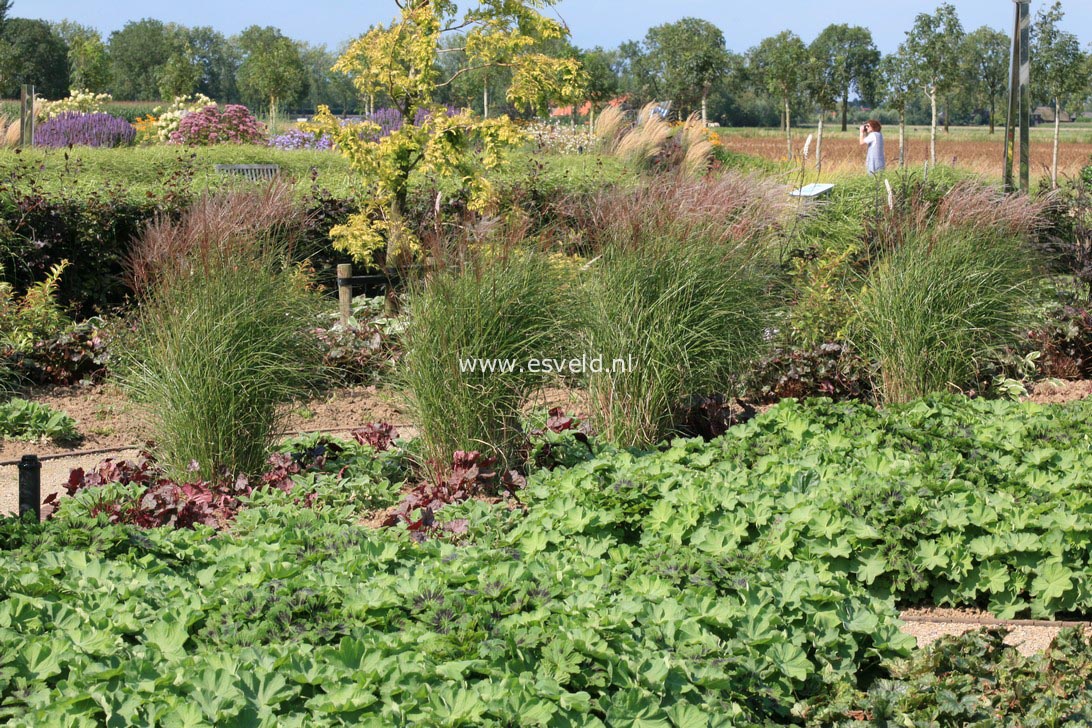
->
[314,0,587,267]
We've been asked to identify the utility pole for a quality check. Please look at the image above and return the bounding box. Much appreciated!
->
[1003,0,1031,193]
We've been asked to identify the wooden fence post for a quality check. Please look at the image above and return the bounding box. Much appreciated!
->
[337,263,353,325]
[19,84,35,148]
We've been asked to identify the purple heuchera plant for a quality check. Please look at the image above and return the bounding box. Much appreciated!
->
[34,112,136,148]
[267,129,332,150]
[169,104,266,146]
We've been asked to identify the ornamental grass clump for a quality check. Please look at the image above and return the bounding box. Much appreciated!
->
[853,226,1041,403]
[120,185,323,481]
[33,112,135,148]
[400,249,569,479]
[850,179,1047,403]
[592,104,626,152]
[579,175,784,447]
[614,103,672,169]
[679,113,714,178]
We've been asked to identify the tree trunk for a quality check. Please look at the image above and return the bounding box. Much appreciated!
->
[385,165,413,287]
[840,89,848,132]
[929,90,937,166]
[701,93,708,125]
[1052,96,1061,188]
[816,113,824,170]
[784,96,792,160]
[589,104,596,132]
[269,97,277,135]
[899,113,906,168]
[483,83,489,119]
[989,95,995,134]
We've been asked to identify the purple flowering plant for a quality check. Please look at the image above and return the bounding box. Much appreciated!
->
[267,129,333,151]
[347,107,461,142]
[34,112,136,148]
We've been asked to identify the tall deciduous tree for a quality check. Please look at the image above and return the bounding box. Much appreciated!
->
[1033,1,1089,188]
[810,24,879,132]
[52,21,111,93]
[158,37,201,100]
[878,45,914,167]
[186,26,239,102]
[578,46,619,126]
[750,31,808,159]
[300,42,357,114]
[643,18,729,123]
[805,38,839,170]
[904,2,964,165]
[615,39,659,105]
[0,18,69,98]
[314,0,586,267]
[236,26,308,131]
[108,19,173,100]
[962,27,1008,134]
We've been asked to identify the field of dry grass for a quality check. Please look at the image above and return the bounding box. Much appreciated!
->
[718,125,1092,182]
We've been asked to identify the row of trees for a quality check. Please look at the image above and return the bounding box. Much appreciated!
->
[596,3,1088,160]
[0,5,358,113]
[1,0,1089,146]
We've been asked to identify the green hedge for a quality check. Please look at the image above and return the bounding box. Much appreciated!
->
[0,146,625,314]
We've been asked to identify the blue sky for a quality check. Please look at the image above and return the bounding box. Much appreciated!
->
[20,1,1092,53]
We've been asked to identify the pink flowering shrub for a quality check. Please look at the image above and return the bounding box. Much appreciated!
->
[169,104,265,146]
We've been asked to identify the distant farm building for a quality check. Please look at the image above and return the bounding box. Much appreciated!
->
[1032,106,1075,124]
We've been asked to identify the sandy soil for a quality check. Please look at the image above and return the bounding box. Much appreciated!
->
[1024,378,1092,405]
[0,384,410,516]
[899,606,1090,656]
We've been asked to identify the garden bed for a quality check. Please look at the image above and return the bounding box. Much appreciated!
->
[6,394,1092,723]
[0,383,409,513]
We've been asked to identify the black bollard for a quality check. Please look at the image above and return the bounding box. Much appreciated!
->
[18,454,41,521]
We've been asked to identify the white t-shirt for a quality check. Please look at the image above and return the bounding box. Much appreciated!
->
[865,131,886,174]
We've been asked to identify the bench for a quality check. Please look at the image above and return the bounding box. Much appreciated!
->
[213,164,280,181]
[789,182,835,214]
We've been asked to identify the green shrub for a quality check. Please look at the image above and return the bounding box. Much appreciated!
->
[0,260,70,352]
[0,260,72,393]
[400,250,569,477]
[0,397,78,442]
[853,226,1041,403]
[120,186,323,480]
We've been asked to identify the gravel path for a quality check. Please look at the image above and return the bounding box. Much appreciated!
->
[899,607,1090,655]
[0,448,140,516]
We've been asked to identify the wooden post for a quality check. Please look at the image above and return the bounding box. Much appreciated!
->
[19,84,35,148]
[337,263,352,326]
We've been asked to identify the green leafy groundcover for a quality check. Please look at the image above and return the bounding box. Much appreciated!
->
[3,395,1092,725]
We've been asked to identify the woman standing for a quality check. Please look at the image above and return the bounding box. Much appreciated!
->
[859,120,886,175]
